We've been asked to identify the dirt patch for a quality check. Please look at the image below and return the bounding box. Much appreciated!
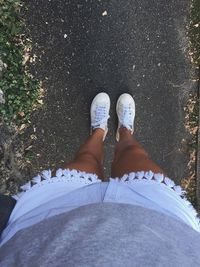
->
[182,94,199,208]
[0,120,30,195]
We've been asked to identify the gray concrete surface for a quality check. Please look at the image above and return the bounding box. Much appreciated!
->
[22,0,195,182]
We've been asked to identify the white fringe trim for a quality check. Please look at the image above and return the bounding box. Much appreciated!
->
[12,168,101,200]
[110,170,200,230]
[12,169,200,230]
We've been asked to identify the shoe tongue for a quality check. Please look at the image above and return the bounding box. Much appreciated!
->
[91,115,110,128]
[123,111,130,127]
[121,108,133,131]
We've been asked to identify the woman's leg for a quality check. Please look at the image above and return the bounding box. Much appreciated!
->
[64,129,105,179]
[111,127,164,178]
[64,92,110,181]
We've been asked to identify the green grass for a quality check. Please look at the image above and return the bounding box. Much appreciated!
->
[0,0,40,125]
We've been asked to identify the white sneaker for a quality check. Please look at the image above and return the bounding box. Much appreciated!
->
[90,92,110,141]
[116,93,135,141]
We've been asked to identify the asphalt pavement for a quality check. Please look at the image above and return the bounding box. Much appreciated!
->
[22,0,195,182]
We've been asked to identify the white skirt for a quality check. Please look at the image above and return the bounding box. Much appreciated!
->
[1,168,200,246]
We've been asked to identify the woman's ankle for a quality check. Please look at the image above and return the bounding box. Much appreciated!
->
[119,127,133,141]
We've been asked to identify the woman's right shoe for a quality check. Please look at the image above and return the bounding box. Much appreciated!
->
[116,93,135,141]
[90,92,110,141]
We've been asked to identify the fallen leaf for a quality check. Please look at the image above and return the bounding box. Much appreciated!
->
[102,10,107,16]
[30,134,37,140]
[18,111,25,117]
[25,145,33,151]
[37,99,43,105]
[19,124,26,131]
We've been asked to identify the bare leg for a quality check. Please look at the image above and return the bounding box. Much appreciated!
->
[111,128,164,178]
[64,129,105,180]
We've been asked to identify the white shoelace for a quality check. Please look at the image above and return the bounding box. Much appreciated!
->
[120,105,133,130]
[91,105,109,128]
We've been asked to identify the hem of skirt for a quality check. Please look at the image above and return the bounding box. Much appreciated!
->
[12,168,101,200]
[110,170,200,231]
[12,168,200,231]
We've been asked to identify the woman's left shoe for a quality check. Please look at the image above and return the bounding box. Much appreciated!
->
[90,92,110,141]
[116,93,135,141]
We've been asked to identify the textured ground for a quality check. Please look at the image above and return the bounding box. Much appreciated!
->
[20,0,196,182]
